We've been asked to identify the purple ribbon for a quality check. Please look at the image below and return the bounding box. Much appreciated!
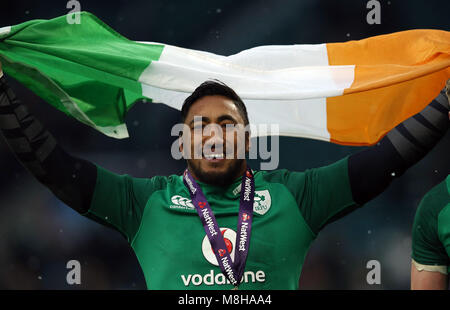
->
[183,168,255,288]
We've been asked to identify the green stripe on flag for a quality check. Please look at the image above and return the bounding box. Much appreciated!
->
[0,12,164,138]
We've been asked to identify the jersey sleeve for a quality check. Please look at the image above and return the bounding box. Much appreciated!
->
[412,180,450,272]
[82,164,167,243]
[279,156,359,235]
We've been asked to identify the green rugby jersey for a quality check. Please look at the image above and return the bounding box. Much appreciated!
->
[412,175,450,274]
[82,157,359,289]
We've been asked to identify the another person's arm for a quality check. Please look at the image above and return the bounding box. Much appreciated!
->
[411,263,448,290]
[410,176,450,290]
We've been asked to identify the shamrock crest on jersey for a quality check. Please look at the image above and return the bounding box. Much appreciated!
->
[253,190,271,215]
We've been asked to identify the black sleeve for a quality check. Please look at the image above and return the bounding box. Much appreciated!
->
[0,75,97,213]
[349,85,449,205]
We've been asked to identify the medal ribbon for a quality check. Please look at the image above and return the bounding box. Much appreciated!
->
[183,168,255,288]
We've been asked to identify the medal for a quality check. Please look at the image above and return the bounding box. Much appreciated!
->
[183,167,255,288]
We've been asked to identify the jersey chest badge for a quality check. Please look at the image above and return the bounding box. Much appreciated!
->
[232,185,271,216]
[170,195,195,210]
[253,190,271,215]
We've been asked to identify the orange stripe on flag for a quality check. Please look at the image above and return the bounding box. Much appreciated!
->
[326,29,450,146]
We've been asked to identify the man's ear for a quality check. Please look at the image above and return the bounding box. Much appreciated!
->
[245,131,251,153]
[179,133,184,155]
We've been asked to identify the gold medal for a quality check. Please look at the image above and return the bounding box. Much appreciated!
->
[231,286,239,290]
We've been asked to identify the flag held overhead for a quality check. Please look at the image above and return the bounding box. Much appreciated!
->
[0,12,448,145]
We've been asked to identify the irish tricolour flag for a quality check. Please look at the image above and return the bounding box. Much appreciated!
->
[0,12,448,145]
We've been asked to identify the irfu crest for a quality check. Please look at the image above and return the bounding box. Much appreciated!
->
[253,190,271,215]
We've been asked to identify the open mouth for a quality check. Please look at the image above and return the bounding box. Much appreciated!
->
[203,153,225,161]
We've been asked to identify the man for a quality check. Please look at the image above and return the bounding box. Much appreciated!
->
[411,175,450,290]
[410,84,450,290]
[0,60,449,289]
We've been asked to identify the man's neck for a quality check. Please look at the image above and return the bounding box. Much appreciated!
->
[187,160,248,187]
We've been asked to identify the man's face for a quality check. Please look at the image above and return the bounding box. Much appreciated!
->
[180,95,250,186]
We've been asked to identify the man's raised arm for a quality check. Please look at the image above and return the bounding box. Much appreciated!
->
[348,81,450,205]
[0,61,97,213]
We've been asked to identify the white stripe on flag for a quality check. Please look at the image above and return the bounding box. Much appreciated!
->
[139,43,355,99]
[245,98,329,141]
[139,43,355,141]
[0,26,11,38]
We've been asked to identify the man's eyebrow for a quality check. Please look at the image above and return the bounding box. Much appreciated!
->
[217,115,238,123]
[188,115,238,126]
[189,116,210,126]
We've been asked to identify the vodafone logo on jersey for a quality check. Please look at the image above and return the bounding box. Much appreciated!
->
[202,228,236,266]
[180,227,266,287]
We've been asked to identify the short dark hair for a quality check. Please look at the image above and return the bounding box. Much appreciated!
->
[181,80,249,125]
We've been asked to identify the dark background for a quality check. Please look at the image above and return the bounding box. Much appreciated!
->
[0,0,449,289]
